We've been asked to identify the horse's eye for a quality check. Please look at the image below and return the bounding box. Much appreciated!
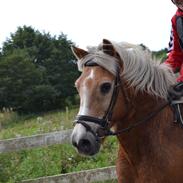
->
[100,82,112,94]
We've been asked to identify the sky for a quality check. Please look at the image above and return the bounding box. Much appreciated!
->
[0,0,177,51]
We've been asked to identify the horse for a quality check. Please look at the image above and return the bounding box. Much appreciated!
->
[71,39,183,183]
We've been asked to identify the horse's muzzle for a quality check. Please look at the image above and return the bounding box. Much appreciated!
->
[71,123,101,156]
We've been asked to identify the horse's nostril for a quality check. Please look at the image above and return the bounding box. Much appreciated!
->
[79,139,91,152]
[79,139,90,147]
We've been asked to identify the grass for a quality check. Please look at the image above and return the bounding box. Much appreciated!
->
[0,108,118,183]
[0,107,77,139]
[0,137,118,182]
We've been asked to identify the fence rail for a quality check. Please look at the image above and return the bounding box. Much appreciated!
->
[22,166,117,183]
[0,130,72,153]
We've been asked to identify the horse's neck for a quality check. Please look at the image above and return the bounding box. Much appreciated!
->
[116,89,183,182]
[117,90,173,164]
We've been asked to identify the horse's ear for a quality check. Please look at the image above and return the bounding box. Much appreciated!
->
[71,45,88,60]
[102,39,116,57]
[103,39,123,69]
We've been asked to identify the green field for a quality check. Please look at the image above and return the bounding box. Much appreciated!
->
[0,108,118,182]
[0,107,77,140]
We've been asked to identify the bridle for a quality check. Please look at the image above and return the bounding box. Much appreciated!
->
[74,65,122,138]
[74,61,169,139]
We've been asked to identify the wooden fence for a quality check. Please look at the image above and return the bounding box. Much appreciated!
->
[0,130,72,153]
[22,166,116,183]
[0,130,117,182]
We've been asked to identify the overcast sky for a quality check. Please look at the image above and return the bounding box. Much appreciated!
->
[0,0,177,51]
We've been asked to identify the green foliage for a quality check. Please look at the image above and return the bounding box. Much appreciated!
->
[0,50,43,111]
[152,48,168,63]
[0,26,79,113]
[23,84,59,112]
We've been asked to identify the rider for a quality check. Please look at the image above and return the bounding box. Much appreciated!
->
[165,0,183,124]
[164,0,183,84]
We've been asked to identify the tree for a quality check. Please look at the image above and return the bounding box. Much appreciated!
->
[0,26,79,113]
[152,48,168,63]
[0,50,43,111]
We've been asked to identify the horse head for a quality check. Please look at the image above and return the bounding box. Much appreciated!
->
[71,39,176,156]
[71,39,127,155]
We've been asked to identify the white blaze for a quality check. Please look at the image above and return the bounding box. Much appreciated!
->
[78,68,95,116]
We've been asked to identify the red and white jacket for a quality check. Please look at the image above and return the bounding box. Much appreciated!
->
[165,8,183,82]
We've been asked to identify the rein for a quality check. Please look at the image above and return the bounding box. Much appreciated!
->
[74,61,170,138]
[107,101,169,136]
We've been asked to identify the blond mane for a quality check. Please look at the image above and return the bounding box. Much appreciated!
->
[77,40,176,99]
